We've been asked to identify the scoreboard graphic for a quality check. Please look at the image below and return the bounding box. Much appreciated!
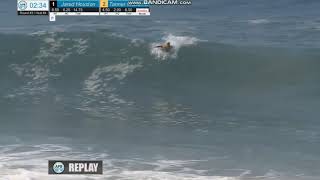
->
[18,0,150,21]
[17,0,49,15]
[49,0,100,15]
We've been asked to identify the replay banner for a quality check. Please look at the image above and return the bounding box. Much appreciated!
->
[48,160,103,174]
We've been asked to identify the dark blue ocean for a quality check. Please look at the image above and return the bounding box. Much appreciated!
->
[0,0,320,179]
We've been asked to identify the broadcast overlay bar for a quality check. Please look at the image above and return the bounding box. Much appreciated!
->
[17,0,191,21]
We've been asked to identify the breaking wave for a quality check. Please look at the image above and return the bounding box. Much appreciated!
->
[0,143,316,180]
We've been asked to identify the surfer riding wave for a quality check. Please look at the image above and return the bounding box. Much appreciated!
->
[155,42,173,52]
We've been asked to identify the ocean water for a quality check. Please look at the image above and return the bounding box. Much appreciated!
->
[1,0,320,179]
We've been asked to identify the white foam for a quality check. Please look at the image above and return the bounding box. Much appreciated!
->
[152,159,207,171]
[29,31,52,36]
[80,62,142,117]
[130,38,145,47]
[248,19,270,24]
[118,170,236,180]
[72,38,88,55]
[1,143,314,180]
[84,62,142,95]
[6,33,90,100]
[150,34,200,60]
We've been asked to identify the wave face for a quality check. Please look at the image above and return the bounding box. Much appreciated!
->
[1,31,319,111]
[0,31,320,180]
